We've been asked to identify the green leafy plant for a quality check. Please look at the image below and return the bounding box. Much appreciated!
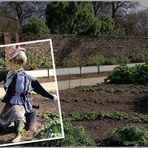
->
[33,117,95,146]
[107,125,148,146]
[0,58,6,71]
[66,111,148,123]
[105,64,148,84]
[34,112,62,140]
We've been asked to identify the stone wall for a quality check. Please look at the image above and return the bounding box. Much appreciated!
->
[1,34,148,67]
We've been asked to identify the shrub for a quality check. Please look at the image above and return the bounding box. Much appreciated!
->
[105,65,133,84]
[22,16,50,35]
[105,63,148,84]
[103,57,117,65]
[117,56,130,64]
[107,125,148,146]
[87,55,105,66]
[127,50,148,63]
[25,50,52,70]
[63,53,81,67]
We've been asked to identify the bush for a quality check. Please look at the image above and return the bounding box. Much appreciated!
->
[22,16,50,35]
[103,57,117,65]
[63,53,81,67]
[128,51,146,63]
[106,65,132,84]
[107,125,148,146]
[25,50,52,70]
[131,64,148,84]
[117,56,130,64]
[87,55,105,66]
[105,63,148,84]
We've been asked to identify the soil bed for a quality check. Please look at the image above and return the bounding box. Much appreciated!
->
[60,83,148,146]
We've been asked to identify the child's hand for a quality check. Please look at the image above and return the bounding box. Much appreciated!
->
[52,94,58,103]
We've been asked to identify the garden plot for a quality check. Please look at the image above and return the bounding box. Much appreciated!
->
[60,83,148,146]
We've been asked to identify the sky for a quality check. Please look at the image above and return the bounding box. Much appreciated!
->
[138,0,148,9]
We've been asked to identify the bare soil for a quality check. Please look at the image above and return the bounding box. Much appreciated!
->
[59,83,148,145]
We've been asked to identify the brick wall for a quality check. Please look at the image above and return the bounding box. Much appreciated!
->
[1,34,148,67]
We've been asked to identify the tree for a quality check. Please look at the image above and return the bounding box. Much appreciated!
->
[99,15,114,35]
[22,16,50,34]
[0,1,48,27]
[45,2,102,34]
[92,1,138,18]
[113,10,148,36]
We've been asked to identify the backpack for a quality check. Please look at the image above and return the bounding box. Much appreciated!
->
[4,69,32,106]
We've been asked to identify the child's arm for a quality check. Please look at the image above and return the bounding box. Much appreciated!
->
[31,80,55,100]
[0,70,9,82]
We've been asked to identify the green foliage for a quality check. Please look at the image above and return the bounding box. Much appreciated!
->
[117,56,130,64]
[26,50,52,70]
[99,15,114,35]
[106,64,148,84]
[106,65,132,84]
[66,111,148,123]
[128,51,148,63]
[131,64,148,84]
[63,53,81,67]
[88,55,105,66]
[103,57,117,65]
[45,2,114,35]
[34,112,62,140]
[22,16,50,35]
[34,113,95,146]
[80,86,124,93]
[107,125,148,146]
[46,2,95,34]
[0,58,6,71]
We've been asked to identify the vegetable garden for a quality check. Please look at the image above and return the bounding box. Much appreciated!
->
[58,63,148,146]
[23,63,148,146]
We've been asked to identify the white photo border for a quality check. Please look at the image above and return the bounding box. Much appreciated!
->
[0,39,65,147]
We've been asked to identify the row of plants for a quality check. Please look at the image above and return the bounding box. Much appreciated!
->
[33,112,95,146]
[79,86,148,94]
[61,97,133,105]
[34,112,148,146]
[65,111,148,123]
[63,51,147,67]
[105,63,148,84]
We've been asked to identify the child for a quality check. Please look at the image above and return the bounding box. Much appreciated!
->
[0,45,57,143]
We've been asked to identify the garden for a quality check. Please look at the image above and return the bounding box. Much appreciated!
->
[19,63,148,147]
[0,1,148,146]
[59,64,148,146]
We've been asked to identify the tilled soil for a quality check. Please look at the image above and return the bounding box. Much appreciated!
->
[60,83,148,145]
[0,94,59,145]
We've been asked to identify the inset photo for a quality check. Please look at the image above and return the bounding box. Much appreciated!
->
[0,39,64,146]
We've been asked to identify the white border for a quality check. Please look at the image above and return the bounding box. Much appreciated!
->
[0,39,64,147]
